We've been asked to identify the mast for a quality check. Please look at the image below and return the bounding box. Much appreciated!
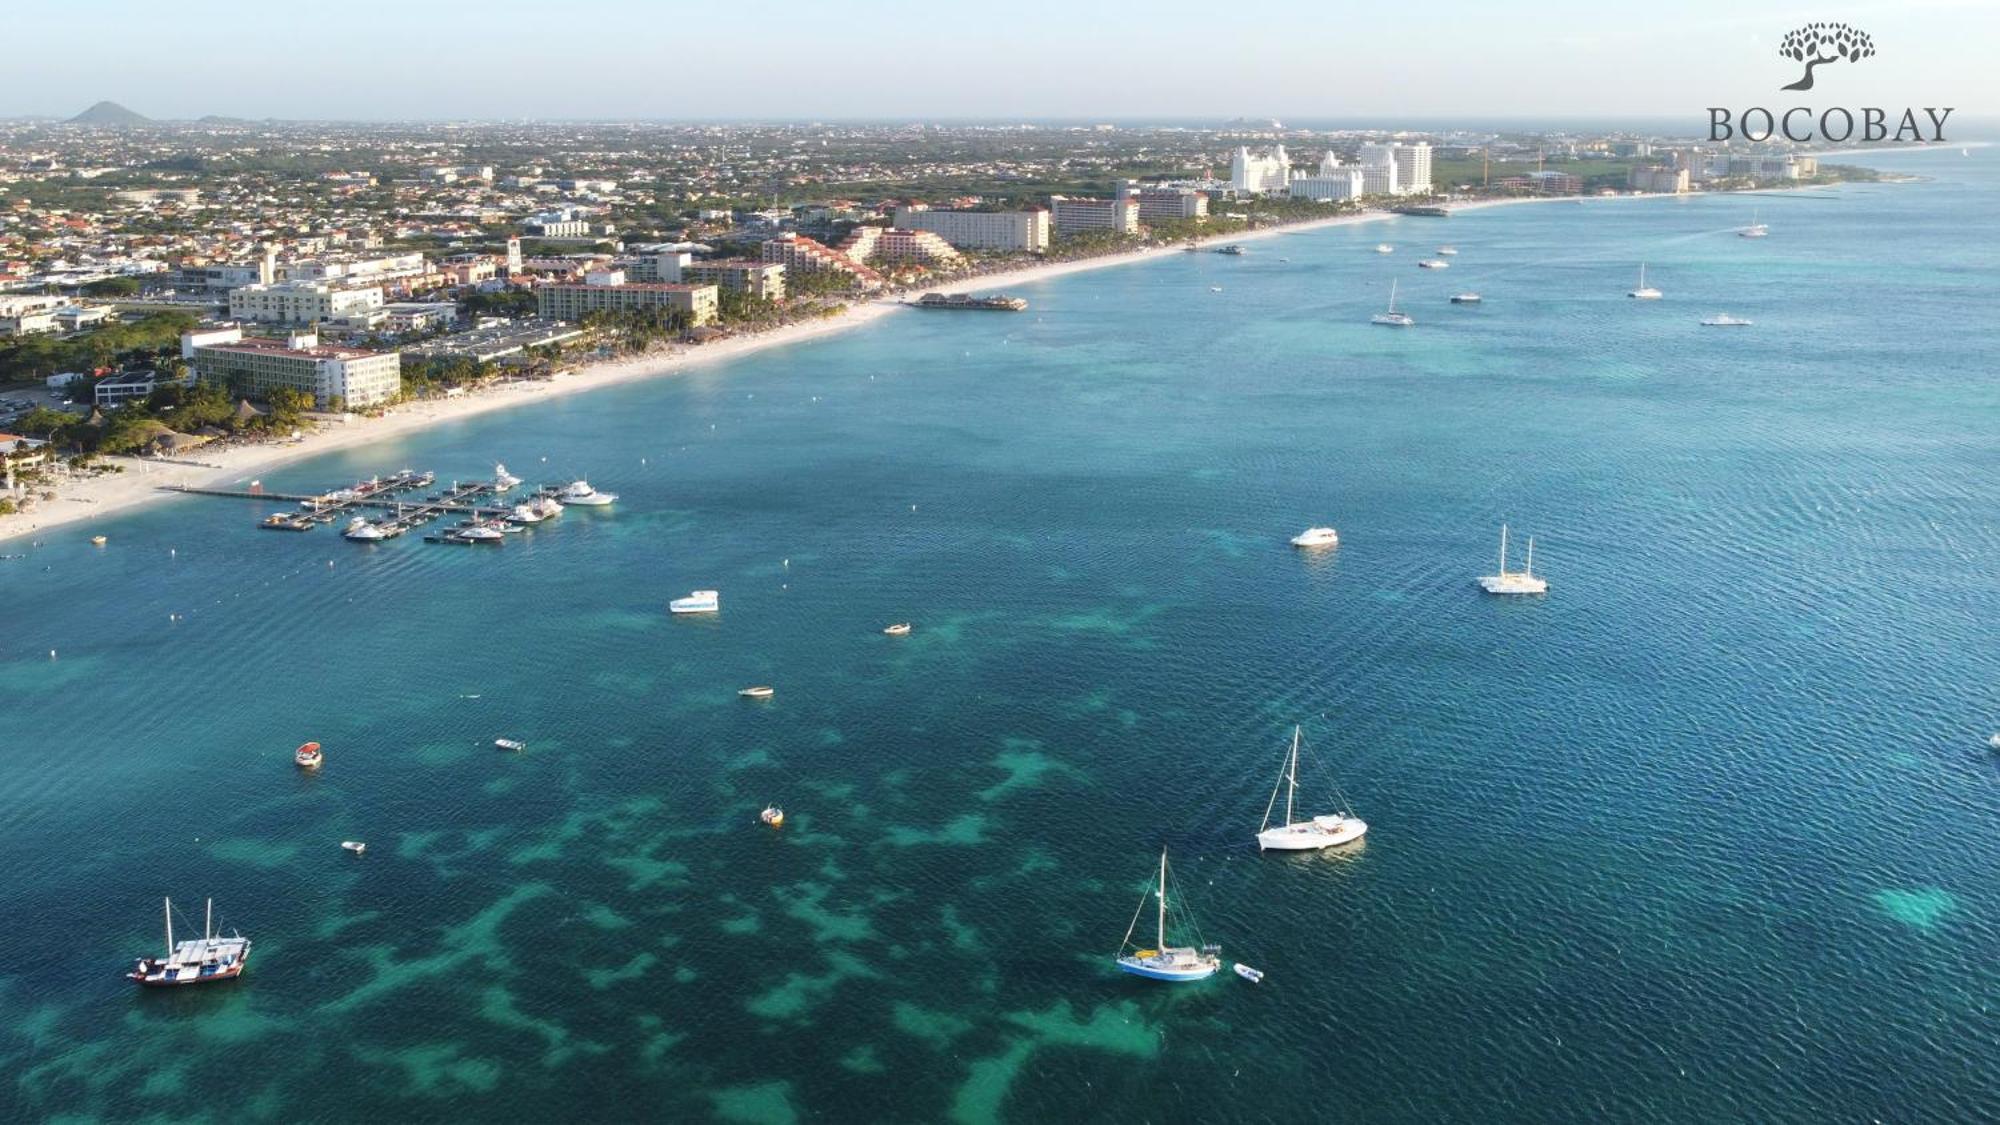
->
[1499,524,1509,575]
[1285,726,1300,827]
[1156,849,1167,951]
[1525,537,1535,578]
[205,898,212,942]
[1388,279,1398,313]
[164,897,173,956]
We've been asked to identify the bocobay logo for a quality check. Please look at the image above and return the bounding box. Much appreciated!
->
[1708,22,1952,143]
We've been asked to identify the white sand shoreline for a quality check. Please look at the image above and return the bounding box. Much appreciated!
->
[0,187,1818,545]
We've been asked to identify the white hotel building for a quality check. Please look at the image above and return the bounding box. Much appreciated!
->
[228,281,384,325]
[1288,154,1365,202]
[891,206,1051,253]
[185,328,402,409]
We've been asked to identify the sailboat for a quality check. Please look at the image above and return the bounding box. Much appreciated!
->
[1476,524,1549,594]
[1737,209,1769,238]
[1628,263,1662,299]
[1371,280,1414,326]
[1113,849,1221,982]
[127,897,251,987]
[1256,726,1368,851]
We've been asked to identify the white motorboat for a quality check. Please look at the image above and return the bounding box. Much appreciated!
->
[1290,526,1339,548]
[1114,849,1221,983]
[1371,280,1414,327]
[738,685,775,699]
[495,738,526,752]
[508,502,551,524]
[1256,726,1368,851]
[760,805,784,827]
[340,841,366,855]
[1374,244,1394,254]
[454,522,506,542]
[1417,258,1450,269]
[883,623,913,636]
[1477,524,1549,595]
[492,462,522,490]
[1436,246,1458,256]
[1628,263,1662,300]
[670,589,720,614]
[1451,292,1483,304]
[561,480,617,506]
[1701,314,1754,327]
[1988,733,2000,751]
[343,517,387,541]
[1738,210,1768,239]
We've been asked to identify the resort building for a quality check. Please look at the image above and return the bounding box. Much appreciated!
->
[93,369,184,408]
[890,206,1050,253]
[632,253,789,300]
[1628,166,1691,194]
[838,227,964,268]
[1124,184,1210,224]
[1230,146,1291,194]
[1392,142,1434,195]
[1288,154,1365,202]
[1358,144,1401,196]
[1495,171,1583,195]
[228,281,385,325]
[1048,195,1141,237]
[535,275,720,325]
[186,328,402,409]
[758,233,884,290]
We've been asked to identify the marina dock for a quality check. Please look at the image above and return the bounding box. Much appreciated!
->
[163,468,595,544]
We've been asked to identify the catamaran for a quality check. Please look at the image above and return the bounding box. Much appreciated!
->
[1738,210,1768,239]
[1477,524,1548,595]
[1256,726,1368,851]
[1628,263,1662,300]
[1371,280,1414,327]
[1114,848,1221,982]
[127,898,250,987]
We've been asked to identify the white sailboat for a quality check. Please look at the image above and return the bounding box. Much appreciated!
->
[1477,524,1549,594]
[1628,263,1662,300]
[1256,726,1368,851]
[1371,280,1414,327]
[1113,849,1221,982]
[1738,209,1768,238]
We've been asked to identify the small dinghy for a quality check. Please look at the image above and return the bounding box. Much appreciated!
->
[1989,733,2000,751]
[738,685,775,699]
[1233,963,1264,983]
[883,623,912,636]
[294,741,323,769]
[760,805,784,827]
[340,841,366,855]
[494,738,526,752]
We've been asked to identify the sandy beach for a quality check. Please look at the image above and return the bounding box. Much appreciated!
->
[0,193,1693,546]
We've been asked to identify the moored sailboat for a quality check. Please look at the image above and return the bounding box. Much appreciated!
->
[1256,726,1368,851]
[127,897,251,987]
[1113,849,1221,982]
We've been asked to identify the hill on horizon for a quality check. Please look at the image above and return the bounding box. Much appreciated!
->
[69,100,149,126]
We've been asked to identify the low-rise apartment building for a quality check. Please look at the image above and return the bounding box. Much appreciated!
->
[186,328,402,409]
[838,227,964,268]
[758,233,884,290]
[534,276,720,326]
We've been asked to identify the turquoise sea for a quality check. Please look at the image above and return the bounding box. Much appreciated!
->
[2,150,1996,1122]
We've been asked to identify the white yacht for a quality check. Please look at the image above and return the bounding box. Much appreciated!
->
[1374,244,1395,254]
[561,480,617,506]
[1371,280,1414,327]
[1738,210,1768,239]
[1628,263,1662,300]
[343,516,387,542]
[492,463,522,491]
[1290,526,1339,548]
[1113,849,1221,983]
[1256,726,1368,851]
[1417,258,1450,269]
[508,501,551,524]
[1477,524,1549,595]
[1701,314,1754,327]
[670,589,720,614]
[454,521,506,543]
[1450,292,1483,305]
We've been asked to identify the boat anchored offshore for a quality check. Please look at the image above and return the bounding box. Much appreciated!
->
[128,898,250,987]
[495,738,526,752]
[883,623,913,636]
[1436,246,1458,256]
[1628,263,1662,300]
[760,805,785,827]
[670,589,720,614]
[1114,849,1221,982]
[1477,524,1548,595]
[1701,313,1754,327]
[1374,244,1394,254]
[1234,963,1265,983]
[1290,526,1339,548]
[739,685,775,699]
[1372,280,1414,327]
[1418,258,1450,269]
[1450,292,1482,304]
[295,741,323,769]
[1738,210,1768,239]
[560,480,616,506]
[1256,725,1368,851]
[341,841,366,855]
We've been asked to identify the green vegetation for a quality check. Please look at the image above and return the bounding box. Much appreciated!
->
[0,311,198,383]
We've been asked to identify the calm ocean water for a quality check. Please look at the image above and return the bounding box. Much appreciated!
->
[2,150,1996,1123]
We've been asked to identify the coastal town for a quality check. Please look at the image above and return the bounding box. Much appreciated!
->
[0,106,1860,537]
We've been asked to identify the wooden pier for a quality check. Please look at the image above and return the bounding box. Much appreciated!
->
[164,472,536,541]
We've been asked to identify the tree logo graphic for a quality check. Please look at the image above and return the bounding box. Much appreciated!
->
[1778,22,1875,90]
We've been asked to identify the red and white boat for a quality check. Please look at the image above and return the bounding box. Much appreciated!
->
[294,741,323,769]
[128,898,251,987]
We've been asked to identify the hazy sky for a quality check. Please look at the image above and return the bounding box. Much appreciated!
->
[13,0,1994,122]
